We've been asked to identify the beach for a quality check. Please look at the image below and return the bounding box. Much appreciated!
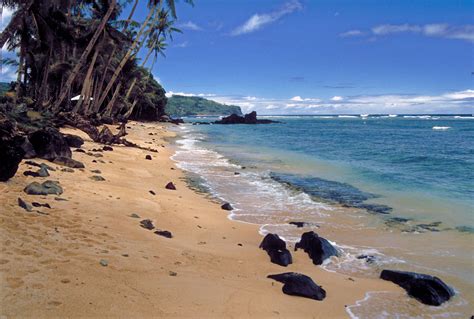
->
[0,121,398,318]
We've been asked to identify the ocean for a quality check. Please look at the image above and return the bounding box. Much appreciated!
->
[171,114,474,318]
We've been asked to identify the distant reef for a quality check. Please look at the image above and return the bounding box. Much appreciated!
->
[166,95,242,117]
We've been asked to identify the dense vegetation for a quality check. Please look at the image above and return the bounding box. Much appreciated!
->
[166,95,242,116]
[0,0,191,121]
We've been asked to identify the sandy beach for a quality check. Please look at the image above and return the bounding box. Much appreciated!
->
[0,121,399,318]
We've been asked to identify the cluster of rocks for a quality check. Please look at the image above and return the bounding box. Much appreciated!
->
[139,218,173,238]
[259,230,454,306]
[214,111,278,125]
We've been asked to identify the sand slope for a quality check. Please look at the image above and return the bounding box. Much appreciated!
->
[0,122,397,318]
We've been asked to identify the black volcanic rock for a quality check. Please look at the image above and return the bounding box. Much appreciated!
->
[259,234,293,267]
[214,111,278,124]
[165,182,176,190]
[268,272,326,301]
[64,134,84,148]
[221,202,233,211]
[140,219,155,230]
[380,270,454,306]
[29,128,71,160]
[0,137,25,182]
[155,230,173,238]
[24,180,63,195]
[295,231,338,265]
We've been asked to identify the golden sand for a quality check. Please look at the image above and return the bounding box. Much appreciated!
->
[0,122,398,318]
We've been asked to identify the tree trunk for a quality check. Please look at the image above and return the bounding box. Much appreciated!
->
[52,0,117,113]
[96,3,158,110]
[73,48,99,113]
[104,82,122,116]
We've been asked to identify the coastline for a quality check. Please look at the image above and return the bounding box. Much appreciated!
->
[0,121,398,318]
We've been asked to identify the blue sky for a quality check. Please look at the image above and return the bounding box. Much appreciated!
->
[152,0,474,114]
[1,0,473,114]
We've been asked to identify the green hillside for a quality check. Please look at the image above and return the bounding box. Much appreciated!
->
[0,82,12,96]
[166,95,242,116]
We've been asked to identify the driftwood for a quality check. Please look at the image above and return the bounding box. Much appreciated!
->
[58,112,158,152]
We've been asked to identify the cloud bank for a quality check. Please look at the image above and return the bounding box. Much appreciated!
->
[231,0,302,36]
[166,89,474,115]
[340,23,474,42]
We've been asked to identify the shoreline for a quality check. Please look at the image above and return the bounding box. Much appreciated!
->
[0,121,400,318]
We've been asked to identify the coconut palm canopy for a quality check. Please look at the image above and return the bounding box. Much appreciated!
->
[0,0,192,120]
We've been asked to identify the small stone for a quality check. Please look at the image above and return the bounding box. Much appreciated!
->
[145,155,152,160]
[238,243,243,246]
[140,219,155,230]
[169,271,177,276]
[90,175,105,181]
[155,230,173,238]
[75,148,86,153]
[130,213,140,218]
[149,190,156,195]
[61,168,75,173]
[103,146,113,151]
[99,259,108,267]
[165,182,176,190]
[91,169,102,174]
[32,202,51,209]
[18,198,33,212]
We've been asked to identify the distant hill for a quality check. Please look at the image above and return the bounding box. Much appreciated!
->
[166,95,242,117]
[0,82,12,96]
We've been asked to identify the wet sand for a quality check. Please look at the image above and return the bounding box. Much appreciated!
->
[1,121,399,318]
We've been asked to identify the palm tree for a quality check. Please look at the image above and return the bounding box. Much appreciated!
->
[52,0,117,113]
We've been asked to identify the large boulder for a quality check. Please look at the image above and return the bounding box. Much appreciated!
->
[24,180,63,195]
[0,116,25,181]
[295,231,338,265]
[29,127,71,160]
[214,111,278,125]
[0,137,25,182]
[259,233,293,267]
[64,134,84,148]
[268,272,326,301]
[380,270,454,306]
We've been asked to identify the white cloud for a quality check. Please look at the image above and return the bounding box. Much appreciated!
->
[231,0,302,36]
[339,30,364,37]
[174,41,189,48]
[290,95,303,101]
[341,23,474,43]
[164,89,473,115]
[177,21,202,31]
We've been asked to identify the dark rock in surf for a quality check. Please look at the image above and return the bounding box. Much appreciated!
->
[165,182,176,190]
[221,203,233,211]
[214,111,278,125]
[268,272,326,301]
[380,270,454,306]
[295,231,338,265]
[259,233,293,267]
[29,128,71,160]
[289,221,307,228]
[64,134,84,148]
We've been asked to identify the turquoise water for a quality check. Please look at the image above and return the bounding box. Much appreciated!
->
[183,115,474,229]
[171,114,474,317]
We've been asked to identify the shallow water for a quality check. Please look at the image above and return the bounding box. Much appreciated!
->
[171,115,474,317]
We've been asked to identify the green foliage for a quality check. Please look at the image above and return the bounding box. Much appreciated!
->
[0,82,13,96]
[166,95,242,116]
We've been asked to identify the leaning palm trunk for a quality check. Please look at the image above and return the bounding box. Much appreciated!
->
[123,44,154,101]
[96,2,159,111]
[125,53,158,119]
[103,82,122,116]
[52,0,117,113]
[73,48,99,113]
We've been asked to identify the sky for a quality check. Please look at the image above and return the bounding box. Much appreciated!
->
[1,0,473,114]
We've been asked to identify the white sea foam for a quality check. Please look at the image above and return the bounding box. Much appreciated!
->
[388,114,398,117]
[432,126,451,130]
[454,116,474,119]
